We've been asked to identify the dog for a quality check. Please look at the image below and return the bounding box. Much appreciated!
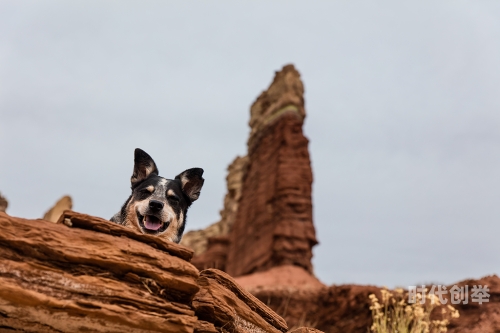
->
[111,148,204,243]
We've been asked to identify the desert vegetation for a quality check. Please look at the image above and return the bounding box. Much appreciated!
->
[369,288,459,333]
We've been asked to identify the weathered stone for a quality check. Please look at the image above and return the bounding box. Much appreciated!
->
[248,64,306,152]
[226,65,317,277]
[181,65,316,278]
[42,195,72,222]
[0,192,8,213]
[57,210,194,261]
[181,156,248,256]
[445,275,500,333]
[0,212,199,332]
[235,265,325,292]
[0,211,295,333]
[288,328,324,333]
[191,235,229,271]
[194,320,218,333]
[193,269,288,333]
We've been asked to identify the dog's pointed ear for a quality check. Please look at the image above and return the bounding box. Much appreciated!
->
[131,148,159,187]
[176,168,204,202]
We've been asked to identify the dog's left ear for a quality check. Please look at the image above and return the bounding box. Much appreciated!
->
[131,148,159,187]
[176,168,204,202]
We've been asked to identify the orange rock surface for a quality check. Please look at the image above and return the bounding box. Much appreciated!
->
[0,211,303,333]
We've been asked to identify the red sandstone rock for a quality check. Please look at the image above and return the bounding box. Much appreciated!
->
[234,265,325,292]
[226,65,317,277]
[288,328,324,333]
[193,268,288,333]
[247,65,306,151]
[0,211,291,333]
[57,210,194,261]
[194,320,218,333]
[181,156,248,256]
[0,212,199,332]
[446,275,500,333]
[191,235,229,272]
[184,65,317,278]
[249,281,378,331]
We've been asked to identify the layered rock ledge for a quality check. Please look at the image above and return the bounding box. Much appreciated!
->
[0,211,318,333]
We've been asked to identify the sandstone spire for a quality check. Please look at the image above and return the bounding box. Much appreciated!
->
[247,64,306,151]
[226,64,317,277]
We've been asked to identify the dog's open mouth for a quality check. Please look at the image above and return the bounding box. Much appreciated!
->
[137,212,169,234]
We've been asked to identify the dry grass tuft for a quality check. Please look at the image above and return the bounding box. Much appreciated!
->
[369,288,459,333]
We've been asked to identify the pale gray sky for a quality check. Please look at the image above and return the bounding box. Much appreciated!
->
[1,1,499,288]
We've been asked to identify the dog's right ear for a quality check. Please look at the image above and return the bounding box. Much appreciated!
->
[131,148,159,187]
[175,168,204,203]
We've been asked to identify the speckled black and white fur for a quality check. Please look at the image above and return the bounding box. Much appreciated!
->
[110,148,204,243]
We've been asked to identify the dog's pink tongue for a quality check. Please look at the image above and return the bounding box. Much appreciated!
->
[144,215,162,231]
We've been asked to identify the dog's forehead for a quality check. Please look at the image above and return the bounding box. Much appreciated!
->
[135,175,182,192]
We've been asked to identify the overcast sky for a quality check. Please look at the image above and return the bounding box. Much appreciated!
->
[1,1,499,288]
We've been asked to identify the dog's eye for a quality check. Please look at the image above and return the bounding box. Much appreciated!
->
[168,195,179,202]
[138,189,152,199]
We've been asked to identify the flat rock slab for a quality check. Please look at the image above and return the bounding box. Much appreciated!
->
[0,212,199,332]
[58,210,194,261]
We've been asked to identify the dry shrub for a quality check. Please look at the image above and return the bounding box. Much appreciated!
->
[369,288,459,333]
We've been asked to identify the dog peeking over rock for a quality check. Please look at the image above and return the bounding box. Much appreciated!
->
[111,148,204,243]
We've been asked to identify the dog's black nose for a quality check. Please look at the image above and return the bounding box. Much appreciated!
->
[149,200,164,211]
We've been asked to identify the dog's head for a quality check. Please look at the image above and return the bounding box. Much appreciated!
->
[119,148,204,243]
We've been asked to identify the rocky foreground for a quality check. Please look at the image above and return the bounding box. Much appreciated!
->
[1,211,498,333]
[0,211,301,333]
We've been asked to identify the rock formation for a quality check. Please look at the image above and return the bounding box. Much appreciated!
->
[0,192,7,213]
[1,211,322,332]
[42,195,72,222]
[188,65,317,278]
[181,156,248,256]
[226,65,316,277]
